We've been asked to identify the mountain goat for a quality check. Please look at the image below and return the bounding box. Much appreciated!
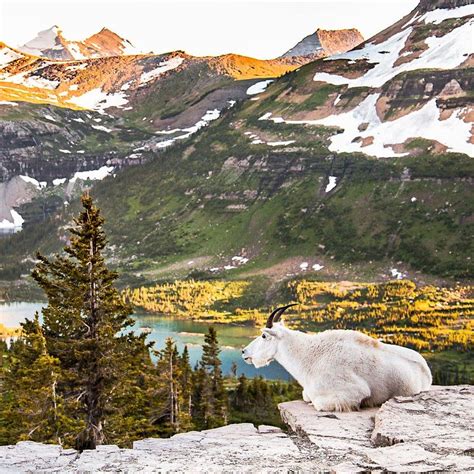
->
[242,304,432,411]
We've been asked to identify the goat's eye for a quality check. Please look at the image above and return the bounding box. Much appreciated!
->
[262,333,267,339]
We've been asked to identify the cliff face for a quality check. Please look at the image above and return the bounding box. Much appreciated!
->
[281,28,363,59]
[317,28,364,56]
[0,386,471,472]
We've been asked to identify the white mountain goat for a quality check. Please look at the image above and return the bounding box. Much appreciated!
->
[242,304,432,411]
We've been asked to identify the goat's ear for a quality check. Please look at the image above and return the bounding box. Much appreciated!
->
[262,328,281,339]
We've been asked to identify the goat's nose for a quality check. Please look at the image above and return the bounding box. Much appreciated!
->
[241,349,245,354]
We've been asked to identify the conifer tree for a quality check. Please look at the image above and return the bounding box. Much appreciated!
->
[106,333,158,446]
[178,346,193,426]
[193,327,227,428]
[0,315,74,445]
[154,338,180,434]
[154,339,194,435]
[30,193,149,450]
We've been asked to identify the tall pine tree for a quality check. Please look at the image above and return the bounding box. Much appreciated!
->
[30,193,151,449]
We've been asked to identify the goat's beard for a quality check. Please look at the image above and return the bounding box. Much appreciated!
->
[251,357,273,368]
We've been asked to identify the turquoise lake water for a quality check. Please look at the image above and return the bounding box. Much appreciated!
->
[0,302,291,380]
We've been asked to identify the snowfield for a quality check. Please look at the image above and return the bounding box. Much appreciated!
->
[70,166,114,183]
[313,20,473,89]
[0,47,23,68]
[67,88,128,112]
[139,57,184,85]
[310,95,471,157]
[246,80,274,95]
[20,175,46,189]
[260,95,472,157]
[5,72,60,90]
[0,209,24,230]
[153,109,221,150]
[420,5,474,24]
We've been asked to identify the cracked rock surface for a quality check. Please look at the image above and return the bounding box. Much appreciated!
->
[280,385,474,472]
[0,386,472,472]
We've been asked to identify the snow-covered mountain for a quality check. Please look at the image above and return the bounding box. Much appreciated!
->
[281,28,364,62]
[258,0,473,157]
[0,0,472,284]
[19,26,139,60]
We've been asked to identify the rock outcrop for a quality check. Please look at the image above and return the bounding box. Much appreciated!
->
[0,385,472,472]
[280,385,474,472]
[280,28,364,61]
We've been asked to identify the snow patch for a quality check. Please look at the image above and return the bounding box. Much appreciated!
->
[267,140,295,147]
[20,175,46,189]
[139,57,184,85]
[325,176,337,193]
[53,178,67,186]
[420,5,474,24]
[0,100,18,106]
[91,124,113,133]
[68,43,86,60]
[153,109,220,150]
[65,64,87,72]
[6,73,59,90]
[0,209,24,230]
[0,46,23,68]
[67,88,128,113]
[70,166,114,183]
[231,256,249,265]
[246,80,274,95]
[390,268,406,280]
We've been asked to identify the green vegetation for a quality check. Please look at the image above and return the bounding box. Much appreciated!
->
[1,79,473,281]
[229,375,302,427]
[0,197,297,449]
[124,278,474,384]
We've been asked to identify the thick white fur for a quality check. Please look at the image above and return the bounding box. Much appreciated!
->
[242,323,432,411]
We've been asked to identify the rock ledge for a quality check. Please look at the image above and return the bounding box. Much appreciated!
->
[0,386,472,472]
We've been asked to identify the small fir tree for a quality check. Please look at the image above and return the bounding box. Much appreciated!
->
[0,315,75,445]
[193,327,227,428]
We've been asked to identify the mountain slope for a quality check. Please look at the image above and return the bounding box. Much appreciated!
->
[19,26,139,60]
[1,0,473,283]
[253,1,473,157]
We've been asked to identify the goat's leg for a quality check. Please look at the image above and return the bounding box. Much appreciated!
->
[308,381,371,412]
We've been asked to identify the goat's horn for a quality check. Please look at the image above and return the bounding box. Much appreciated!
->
[266,303,298,328]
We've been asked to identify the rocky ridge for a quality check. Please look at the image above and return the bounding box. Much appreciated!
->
[19,26,139,60]
[0,386,471,472]
[281,28,364,62]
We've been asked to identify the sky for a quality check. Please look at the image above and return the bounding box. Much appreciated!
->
[0,0,418,59]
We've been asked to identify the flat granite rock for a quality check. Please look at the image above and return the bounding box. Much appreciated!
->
[1,386,472,472]
[279,385,474,472]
